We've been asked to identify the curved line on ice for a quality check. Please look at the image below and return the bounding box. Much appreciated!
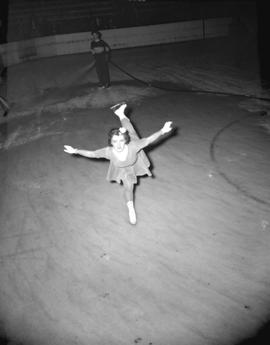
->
[209,113,270,207]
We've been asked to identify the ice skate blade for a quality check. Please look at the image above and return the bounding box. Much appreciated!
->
[110,102,127,111]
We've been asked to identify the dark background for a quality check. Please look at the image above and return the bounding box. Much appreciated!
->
[0,1,269,89]
[0,0,257,41]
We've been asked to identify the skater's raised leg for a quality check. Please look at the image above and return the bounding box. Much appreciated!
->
[112,103,139,139]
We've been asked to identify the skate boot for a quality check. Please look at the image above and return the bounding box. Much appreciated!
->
[110,102,126,111]
[127,201,137,225]
[110,102,127,118]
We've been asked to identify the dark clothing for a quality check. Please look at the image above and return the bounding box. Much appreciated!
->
[0,54,9,117]
[91,39,109,56]
[91,39,110,87]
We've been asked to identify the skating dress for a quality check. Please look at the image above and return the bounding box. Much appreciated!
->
[91,118,152,184]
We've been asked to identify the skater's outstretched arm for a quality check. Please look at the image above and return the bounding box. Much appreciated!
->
[64,145,108,159]
[143,121,173,146]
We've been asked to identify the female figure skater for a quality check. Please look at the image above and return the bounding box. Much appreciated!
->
[64,103,173,225]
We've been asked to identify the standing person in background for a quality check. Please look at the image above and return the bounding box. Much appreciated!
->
[0,17,9,117]
[90,30,111,89]
[0,54,9,117]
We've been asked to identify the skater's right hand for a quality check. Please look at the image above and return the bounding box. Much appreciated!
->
[64,145,78,154]
[161,121,173,134]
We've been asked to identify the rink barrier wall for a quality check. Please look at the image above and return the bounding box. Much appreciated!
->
[0,17,231,67]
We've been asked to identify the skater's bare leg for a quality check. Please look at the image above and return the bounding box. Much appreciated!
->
[123,179,136,225]
[123,179,134,203]
[113,103,139,139]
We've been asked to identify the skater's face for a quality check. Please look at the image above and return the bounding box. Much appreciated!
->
[111,134,126,152]
[92,32,100,41]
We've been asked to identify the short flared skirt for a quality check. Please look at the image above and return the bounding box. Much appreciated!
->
[106,150,152,184]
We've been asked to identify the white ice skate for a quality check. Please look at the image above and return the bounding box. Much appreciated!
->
[110,102,127,111]
[127,201,137,225]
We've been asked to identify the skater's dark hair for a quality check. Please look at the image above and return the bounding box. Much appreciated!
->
[91,30,101,38]
[108,128,130,146]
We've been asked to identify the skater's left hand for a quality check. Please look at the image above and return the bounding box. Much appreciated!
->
[64,145,77,154]
[161,121,173,134]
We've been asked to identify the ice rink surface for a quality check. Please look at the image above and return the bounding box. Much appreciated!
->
[1,36,270,345]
